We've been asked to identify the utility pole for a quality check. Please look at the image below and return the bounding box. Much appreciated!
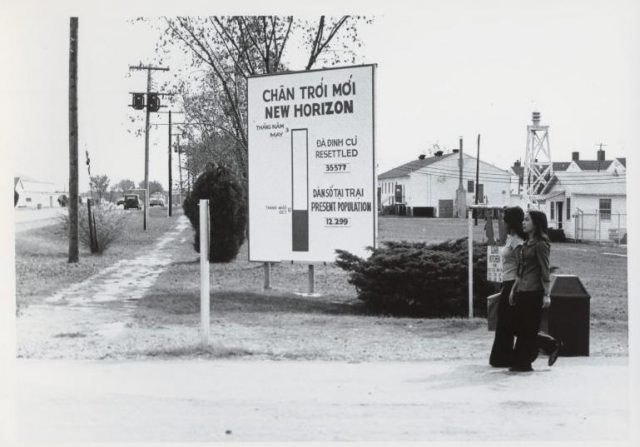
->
[128,63,169,230]
[176,134,184,206]
[68,17,79,263]
[168,110,172,216]
[475,134,481,225]
[456,137,467,218]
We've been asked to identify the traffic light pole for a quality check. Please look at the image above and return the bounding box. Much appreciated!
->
[128,63,169,231]
[143,68,151,230]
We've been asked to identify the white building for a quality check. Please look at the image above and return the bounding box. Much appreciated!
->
[536,150,627,241]
[378,151,512,217]
[14,176,60,209]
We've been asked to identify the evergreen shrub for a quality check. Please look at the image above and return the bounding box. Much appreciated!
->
[183,162,247,262]
[336,238,491,317]
[548,228,567,242]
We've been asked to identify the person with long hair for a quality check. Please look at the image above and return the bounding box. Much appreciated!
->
[489,206,526,367]
[509,210,561,372]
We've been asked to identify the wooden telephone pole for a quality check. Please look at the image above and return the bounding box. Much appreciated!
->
[68,17,79,263]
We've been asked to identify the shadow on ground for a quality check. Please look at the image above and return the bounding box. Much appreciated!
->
[138,290,372,316]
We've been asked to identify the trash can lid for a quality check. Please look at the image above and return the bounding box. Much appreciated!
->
[550,274,591,298]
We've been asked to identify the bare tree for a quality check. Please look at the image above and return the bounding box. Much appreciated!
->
[140,15,372,179]
[90,175,110,201]
[117,178,136,194]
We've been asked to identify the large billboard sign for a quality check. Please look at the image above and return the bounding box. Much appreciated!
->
[248,65,376,262]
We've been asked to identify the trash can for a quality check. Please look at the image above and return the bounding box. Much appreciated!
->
[546,275,591,356]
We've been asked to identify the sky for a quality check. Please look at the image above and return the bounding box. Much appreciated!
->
[2,0,639,192]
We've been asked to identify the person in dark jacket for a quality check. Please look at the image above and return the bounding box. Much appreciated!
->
[509,210,561,372]
[489,206,526,367]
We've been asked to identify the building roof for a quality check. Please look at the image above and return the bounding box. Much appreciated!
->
[616,157,626,167]
[540,175,559,195]
[552,162,571,171]
[574,160,613,171]
[378,153,456,179]
[552,171,626,196]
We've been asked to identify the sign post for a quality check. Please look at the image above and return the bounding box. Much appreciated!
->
[247,65,376,268]
[199,199,210,344]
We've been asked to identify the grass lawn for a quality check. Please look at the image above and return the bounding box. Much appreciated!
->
[134,216,627,360]
[15,207,180,311]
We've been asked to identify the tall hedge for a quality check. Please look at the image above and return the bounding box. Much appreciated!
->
[335,238,491,317]
[183,162,247,263]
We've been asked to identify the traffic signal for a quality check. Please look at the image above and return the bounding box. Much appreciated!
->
[147,93,160,112]
[131,93,145,110]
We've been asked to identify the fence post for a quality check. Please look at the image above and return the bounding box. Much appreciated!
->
[199,199,210,345]
[617,214,621,245]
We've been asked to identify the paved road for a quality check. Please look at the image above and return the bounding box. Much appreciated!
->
[14,207,65,232]
[8,357,630,443]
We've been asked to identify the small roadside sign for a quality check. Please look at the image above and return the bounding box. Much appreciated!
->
[487,245,503,283]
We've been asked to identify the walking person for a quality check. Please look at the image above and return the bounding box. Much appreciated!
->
[489,206,526,367]
[509,210,561,372]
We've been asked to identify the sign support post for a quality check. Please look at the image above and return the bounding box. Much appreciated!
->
[263,262,271,290]
[308,265,315,294]
[199,199,210,345]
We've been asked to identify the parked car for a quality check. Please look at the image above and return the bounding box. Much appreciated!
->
[124,194,141,210]
[149,197,165,207]
[116,198,125,206]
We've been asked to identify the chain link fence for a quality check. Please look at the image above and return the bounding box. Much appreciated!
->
[573,211,626,244]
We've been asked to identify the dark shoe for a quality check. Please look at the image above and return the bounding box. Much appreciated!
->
[490,362,511,368]
[509,365,533,372]
[548,341,562,367]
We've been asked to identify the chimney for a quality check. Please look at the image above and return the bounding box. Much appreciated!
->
[572,151,580,161]
[597,149,605,161]
[452,149,459,154]
[513,160,521,168]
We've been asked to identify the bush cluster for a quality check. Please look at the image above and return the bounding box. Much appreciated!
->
[183,162,247,263]
[335,238,491,317]
[59,202,125,254]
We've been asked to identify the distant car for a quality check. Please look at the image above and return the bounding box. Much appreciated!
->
[116,198,125,206]
[150,197,165,207]
[124,194,141,210]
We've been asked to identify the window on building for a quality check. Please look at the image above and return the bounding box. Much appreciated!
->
[467,180,474,193]
[566,198,571,220]
[550,202,555,220]
[26,197,32,202]
[599,198,612,220]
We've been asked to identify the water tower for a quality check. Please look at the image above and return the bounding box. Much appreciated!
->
[523,111,553,207]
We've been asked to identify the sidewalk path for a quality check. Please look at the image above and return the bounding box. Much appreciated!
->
[16,216,190,358]
[11,357,630,443]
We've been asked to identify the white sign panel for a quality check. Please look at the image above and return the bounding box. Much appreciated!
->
[248,65,376,262]
[487,245,503,283]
